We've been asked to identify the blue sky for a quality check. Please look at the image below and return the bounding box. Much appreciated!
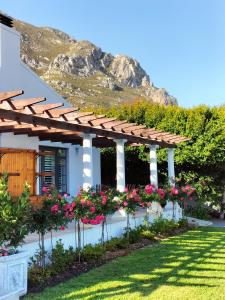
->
[1,0,225,107]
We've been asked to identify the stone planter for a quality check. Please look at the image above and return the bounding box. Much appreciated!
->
[147,201,163,218]
[0,251,28,299]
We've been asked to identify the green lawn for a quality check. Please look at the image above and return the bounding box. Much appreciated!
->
[25,227,225,300]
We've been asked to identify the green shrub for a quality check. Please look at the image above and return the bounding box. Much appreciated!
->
[150,218,179,235]
[123,225,156,243]
[80,244,105,262]
[49,240,76,274]
[178,218,189,228]
[140,229,155,240]
[28,265,52,288]
[185,204,211,220]
[0,174,30,250]
[105,237,129,251]
[123,227,142,243]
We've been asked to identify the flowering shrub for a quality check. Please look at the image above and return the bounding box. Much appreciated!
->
[29,186,70,235]
[72,189,118,225]
[112,188,141,214]
[29,186,72,266]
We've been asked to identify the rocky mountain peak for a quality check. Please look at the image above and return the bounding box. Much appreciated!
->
[12,18,177,107]
[109,55,151,88]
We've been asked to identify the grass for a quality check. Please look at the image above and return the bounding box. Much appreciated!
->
[25,227,225,300]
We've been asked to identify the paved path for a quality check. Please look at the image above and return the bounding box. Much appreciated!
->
[211,219,225,227]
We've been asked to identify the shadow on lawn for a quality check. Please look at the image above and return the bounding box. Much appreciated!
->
[33,228,225,300]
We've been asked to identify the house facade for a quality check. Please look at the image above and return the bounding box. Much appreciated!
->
[0,15,101,196]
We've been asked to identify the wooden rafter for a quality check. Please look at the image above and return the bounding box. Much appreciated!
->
[0,90,190,147]
[0,90,24,102]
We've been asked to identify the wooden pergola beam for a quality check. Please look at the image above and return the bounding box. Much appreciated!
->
[0,90,24,102]
[0,108,173,146]
[11,97,46,109]
[30,103,65,114]
[47,107,79,118]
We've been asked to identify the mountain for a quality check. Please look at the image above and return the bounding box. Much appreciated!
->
[14,19,177,108]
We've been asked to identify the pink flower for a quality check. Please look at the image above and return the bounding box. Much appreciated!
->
[171,187,179,195]
[99,191,105,196]
[131,189,138,196]
[60,226,65,231]
[157,188,166,199]
[81,217,89,224]
[63,203,70,212]
[145,184,154,195]
[42,186,48,193]
[80,199,86,206]
[86,200,92,207]
[71,202,76,209]
[91,192,95,197]
[90,219,99,225]
[51,204,59,214]
[123,201,128,207]
[102,196,107,205]
[90,206,96,213]
[124,187,129,193]
[134,195,141,202]
[96,215,105,221]
[140,202,145,207]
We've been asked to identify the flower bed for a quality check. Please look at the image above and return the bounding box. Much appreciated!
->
[28,218,191,293]
[0,173,195,298]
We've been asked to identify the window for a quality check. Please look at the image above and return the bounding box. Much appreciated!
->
[39,146,67,194]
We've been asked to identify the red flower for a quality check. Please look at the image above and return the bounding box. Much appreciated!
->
[81,217,89,224]
[51,204,59,214]
[71,202,76,209]
[42,186,48,193]
[90,206,96,213]
[96,215,105,222]
[145,184,154,195]
[86,200,92,207]
[123,201,128,207]
[171,187,179,195]
[80,199,86,206]
[99,191,105,196]
[60,225,65,231]
[102,196,107,205]
[157,188,166,199]
[90,219,99,225]
[63,203,70,212]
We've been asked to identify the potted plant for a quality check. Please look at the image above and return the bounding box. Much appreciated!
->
[0,174,30,299]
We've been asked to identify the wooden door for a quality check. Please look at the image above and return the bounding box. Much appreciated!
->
[0,148,36,196]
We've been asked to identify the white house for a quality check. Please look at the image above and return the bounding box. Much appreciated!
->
[0,13,101,196]
[0,11,188,261]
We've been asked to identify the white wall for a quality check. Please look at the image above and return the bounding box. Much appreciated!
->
[0,24,68,106]
[0,133,101,196]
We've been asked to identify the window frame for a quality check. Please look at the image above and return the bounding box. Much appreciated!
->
[39,146,68,194]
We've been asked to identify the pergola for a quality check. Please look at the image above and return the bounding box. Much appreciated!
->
[0,90,190,191]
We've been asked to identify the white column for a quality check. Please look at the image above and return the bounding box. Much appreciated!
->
[82,133,96,190]
[114,139,127,192]
[168,148,175,186]
[149,145,158,188]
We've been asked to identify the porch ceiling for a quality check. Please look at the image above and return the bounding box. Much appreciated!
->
[0,90,190,148]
